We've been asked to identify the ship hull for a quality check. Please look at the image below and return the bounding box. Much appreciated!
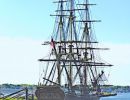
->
[65,94,99,100]
[35,86,100,100]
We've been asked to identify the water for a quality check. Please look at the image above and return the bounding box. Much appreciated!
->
[100,93,130,100]
[0,88,20,95]
[0,88,35,96]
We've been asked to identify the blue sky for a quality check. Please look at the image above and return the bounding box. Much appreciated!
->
[0,0,54,39]
[0,0,130,42]
[0,0,130,85]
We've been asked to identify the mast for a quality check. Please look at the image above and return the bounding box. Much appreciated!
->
[84,0,89,86]
[68,0,74,89]
[57,0,64,86]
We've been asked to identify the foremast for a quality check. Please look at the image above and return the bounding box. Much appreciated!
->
[39,0,112,93]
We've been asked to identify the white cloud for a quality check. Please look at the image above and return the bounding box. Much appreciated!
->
[99,43,130,86]
[0,37,50,84]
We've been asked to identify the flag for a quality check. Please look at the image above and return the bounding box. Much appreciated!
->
[50,38,55,48]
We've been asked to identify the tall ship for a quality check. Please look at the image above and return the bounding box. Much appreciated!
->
[35,0,113,100]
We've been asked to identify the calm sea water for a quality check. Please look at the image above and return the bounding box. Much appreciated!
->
[100,93,130,100]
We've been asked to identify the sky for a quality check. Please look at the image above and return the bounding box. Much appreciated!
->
[0,0,130,85]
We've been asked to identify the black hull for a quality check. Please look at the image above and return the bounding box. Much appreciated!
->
[35,86,100,100]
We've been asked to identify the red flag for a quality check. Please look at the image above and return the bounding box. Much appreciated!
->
[50,38,55,48]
